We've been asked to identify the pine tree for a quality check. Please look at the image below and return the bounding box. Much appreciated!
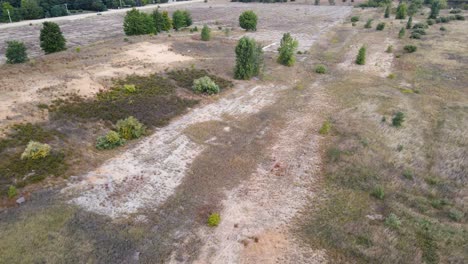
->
[152,9,164,33]
[161,11,172,31]
[172,10,186,30]
[40,21,66,54]
[356,45,366,65]
[384,4,390,18]
[429,0,440,19]
[277,33,298,67]
[234,37,263,80]
[123,8,155,36]
[395,3,407,19]
[201,25,211,41]
[406,16,412,29]
[398,27,405,38]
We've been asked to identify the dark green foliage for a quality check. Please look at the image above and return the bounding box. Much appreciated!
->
[384,4,390,18]
[364,19,373,28]
[315,64,327,74]
[376,22,385,30]
[234,37,263,80]
[152,9,164,33]
[398,28,406,38]
[239,10,257,31]
[406,16,413,29]
[161,11,172,31]
[6,40,28,64]
[408,0,423,15]
[167,68,233,91]
[455,14,465,20]
[201,25,211,41]
[413,22,428,29]
[448,209,464,222]
[429,0,440,19]
[384,213,401,228]
[396,2,407,19]
[172,10,192,30]
[449,8,461,14]
[40,22,66,54]
[410,32,422,39]
[392,111,405,127]
[439,26,446,31]
[50,5,68,17]
[96,131,125,150]
[355,46,366,65]
[21,0,43,20]
[412,28,426,35]
[116,116,146,140]
[351,16,359,22]
[123,8,155,36]
[277,33,298,66]
[49,74,198,127]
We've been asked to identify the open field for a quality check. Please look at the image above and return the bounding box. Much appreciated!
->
[0,0,467,263]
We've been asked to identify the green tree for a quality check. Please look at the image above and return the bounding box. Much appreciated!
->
[6,40,28,64]
[201,25,211,41]
[1,2,16,22]
[172,10,191,30]
[234,36,263,80]
[429,0,440,19]
[50,5,68,17]
[395,2,407,19]
[182,10,192,26]
[277,33,298,66]
[398,27,405,38]
[123,8,155,36]
[40,22,66,54]
[161,11,172,31]
[20,0,43,20]
[239,10,257,31]
[408,0,423,15]
[384,4,390,18]
[152,9,164,33]
[406,16,412,29]
[356,45,366,65]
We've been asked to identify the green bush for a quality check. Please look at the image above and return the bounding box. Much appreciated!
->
[429,0,440,19]
[404,45,417,53]
[192,76,220,95]
[351,16,359,22]
[392,111,405,127]
[152,9,164,33]
[123,84,136,93]
[449,8,462,14]
[398,27,406,38]
[315,64,327,74]
[40,22,66,54]
[6,41,28,64]
[406,16,413,29]
[172,10,192,30]
[396,3,407,19]
[234,37,263,80]
[161,11,173,31]
[116,116,146,140]
[371,186,385,200]
[376,22,385,30]
[413,22,428,29]
[364,19,373,28]
[277,33,298,66]
[96,131,126,150]
[7,185,17,198]
[239,10,257,31]
[439,26,446,31]
[356,46,366,65]
[207,213,221,227]
[21,141,51,160]
[384,4,390,18]
[455,14,465,20]
[413,28,426,35]
[201,25,211,41]
[410,32,421,39]
[123,8,155,36]
[385,213,401,229]
[319,120,331,134]
[427,19,435,25]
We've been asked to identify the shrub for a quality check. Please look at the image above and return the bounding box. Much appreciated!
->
[413,28,426,35]
[277,33,298,66]
[152,9,164,33]
[429,0,440,19]
[404,45,417,53]
[410,32,421,39]
[234,37,263,80]
[161,11,173,31]
[351,16,359,22]
[182,10,192,26]
[392,111,405,127]
[439,26,446,31]
[201,25,211,41]
[384,4,390,18]
[406,16,413,29]
[207,213,221,227]
[116,116,146,140]
[315,64,327,74]
[172,10,192,30]
[356,46,366,65]
[123,8,155,36]
[319,120,331,134]
[385,213,401,229]
[123,84,136,93]
[376,22,385,30]
[7,186,17,198]
[364,19,373,28]
[413,22,428,29]
[239,10,257,31]
[427,19,435,25]
[448,209,464,222]
[396,3,407,19]
[371,186,385,200]
[449,8,462,14]
[455,14,465,20]
[386,45,393,53]
[96,131,126,150]
[192,76,220,95]
[21,141,51,160]
[40,22,66,54]
[6,41,28,64]
[398,27,406,38]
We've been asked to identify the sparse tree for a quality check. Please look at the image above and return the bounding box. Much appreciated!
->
[395,2,407,19]
[356,45,366,65]
[234,36,263,80]
[277,33,298,67]
[406,16,413,29]
[239,10,257,31]
[40,21,66,54]
[201,25,211,41]
[6,41,28,64]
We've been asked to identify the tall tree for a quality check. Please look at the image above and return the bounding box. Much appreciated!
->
[234,37,263,80]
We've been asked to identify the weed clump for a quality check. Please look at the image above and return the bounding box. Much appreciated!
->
[398,27,406,38]
[168,68,232,90]
[402,169,414,180]
[207,213,221,227]
[319,120,331,135]
[315,64,327,74]
[356,46,366,65]
[385,213,401,229]
[386,45,393,53]
[193,76,220,95]
[116,116,146,140]
[392,111,405,127]
[96,131,126,150]
[448,209,464,222]
[21,141,51,160]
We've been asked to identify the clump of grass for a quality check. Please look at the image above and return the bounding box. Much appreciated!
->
[387,73,396,79]
[319,120,331,135]
[364,19,373,28]
[207,213,221,227]
[398,27,406,38]
[75,47,81,53]
[385,213,401,229]
[315,64,327,74]
[392,111,405,127]
[0,123,58,153]
[356,46,366,65]
[96,131,126,150]
[371,186,385,200]
[404,45,417,53]
[123,84,136,93]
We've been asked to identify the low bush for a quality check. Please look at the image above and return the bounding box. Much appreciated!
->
[413,28,426,35]
[116,116,146,140]
[385,213,401,229]
[6,41,28,64]
[351,16,359,22]
[277,33,299,66]
[123,8,155,36]
[404,45,417,53]
[168,68,233,91]
[386,45,393,53]
[207,213,221,227]
[356,46,366,65]
[201,25,211,41]
[364,19,373,28]
[427,19,435,25]
[319,120,331,134]
[449,9,462,14]
[410,32,422,39]
[455,14,465,20]
[123,84,136,93]
[172,10,192,30]
[439,26,446,31]
[21,141,51,160]
[96,131,126,150]
[315,64,327,74]
[7,186,17,198]
[192,76,220,95]
[371,186,385,200]
[376,22,385,30]
[413,23,428,29]
[239,10,257,31]
[392,111,405,127]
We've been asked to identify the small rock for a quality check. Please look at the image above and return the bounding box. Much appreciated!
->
[16,196,26,205]
[366,214,384,221]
